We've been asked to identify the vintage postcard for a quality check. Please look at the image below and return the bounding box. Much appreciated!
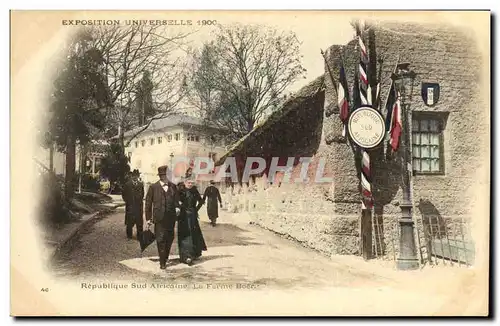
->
[10,10,490,316]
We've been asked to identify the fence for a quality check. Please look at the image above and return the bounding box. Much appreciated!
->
[371,213,475,267]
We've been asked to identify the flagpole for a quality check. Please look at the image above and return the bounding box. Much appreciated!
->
[382,56,401,159]
[338,47,350,137]
[321,47,350,138]
[356,31,374,260]
[381,56,400,116]
[320,48,339,91]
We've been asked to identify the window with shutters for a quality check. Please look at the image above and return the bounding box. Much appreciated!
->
[150,138,154,145]
[175,133,181,141]
[412,113,446,175]
[167,134,172,142]
[141,140,145,147]
[157,137,162,144]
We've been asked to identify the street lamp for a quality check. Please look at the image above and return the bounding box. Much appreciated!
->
[391,63,419,271]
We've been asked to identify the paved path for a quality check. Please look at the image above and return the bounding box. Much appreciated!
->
[51,207,396,288]
[49,208,485,315]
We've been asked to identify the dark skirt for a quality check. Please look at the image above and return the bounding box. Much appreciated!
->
[177,209,207,263]
[206,199,219,220]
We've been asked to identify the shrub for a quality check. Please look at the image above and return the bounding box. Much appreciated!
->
[72,173,101,193]
[38,170,71,227]
[100,142,130,186]
[82,174,100,192]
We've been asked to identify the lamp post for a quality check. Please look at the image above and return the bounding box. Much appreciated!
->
[392,63,419,271]
[170,152,174,169]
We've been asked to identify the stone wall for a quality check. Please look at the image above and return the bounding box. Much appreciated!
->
[224,21,487,258]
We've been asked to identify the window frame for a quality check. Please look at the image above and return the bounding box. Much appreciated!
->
[141,140,145,147]
[157,137,162,144]
[167,134,172,142]
[150,138,155,146]
[174,133,181,141]
[411,112,446,176]
[187,133,200,142]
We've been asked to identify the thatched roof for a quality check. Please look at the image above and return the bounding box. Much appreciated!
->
[215,75,326,166]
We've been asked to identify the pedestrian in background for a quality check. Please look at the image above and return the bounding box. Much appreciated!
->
[202,180,223,226]
[122,171,133,226]
[122,170,144,240]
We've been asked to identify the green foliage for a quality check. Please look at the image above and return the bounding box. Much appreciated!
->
[48,29,111,151]
[100,142,131,186]
[72,173,101,193]
[136,70,156,125]
[38,170,71,226]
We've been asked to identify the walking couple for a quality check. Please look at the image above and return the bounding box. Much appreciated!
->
[145,165,207,269]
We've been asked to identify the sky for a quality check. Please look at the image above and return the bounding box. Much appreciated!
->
[13,10,488,126]
[11,10,361,140]
[179,12,356,93]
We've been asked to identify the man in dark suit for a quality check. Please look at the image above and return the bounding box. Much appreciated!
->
[145,165,181,270]
[122,169,144,240]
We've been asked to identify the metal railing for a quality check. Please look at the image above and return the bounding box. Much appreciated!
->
[370,214,474,267]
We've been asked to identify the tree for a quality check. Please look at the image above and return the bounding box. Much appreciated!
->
[185,24,307,141]
[48,29,111,199]
[100,141,131,188]
[135,70,155,125]
[88,25,191,147]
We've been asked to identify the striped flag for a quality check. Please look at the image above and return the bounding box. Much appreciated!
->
[338,63,350,123]
[385,82,402,152]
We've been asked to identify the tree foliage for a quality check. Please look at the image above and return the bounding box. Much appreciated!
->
[48,29,111,150]
[88,25,190,144]
[37,170,72,227]
[185,24,307,142]
[135,70,156,125]
[47,29,112,198]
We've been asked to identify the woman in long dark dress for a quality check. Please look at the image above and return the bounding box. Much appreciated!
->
[177,179,207,265]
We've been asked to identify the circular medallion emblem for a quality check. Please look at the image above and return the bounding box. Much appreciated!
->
[348,106,386,149]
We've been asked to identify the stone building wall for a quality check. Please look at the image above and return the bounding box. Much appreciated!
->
[223,21,488,259]
[322,21,487,256]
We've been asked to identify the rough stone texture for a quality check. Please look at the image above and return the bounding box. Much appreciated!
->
[321,21,487,255]
[223,21,487,258]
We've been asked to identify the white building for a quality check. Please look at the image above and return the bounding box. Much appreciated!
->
[122,113,229,184]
